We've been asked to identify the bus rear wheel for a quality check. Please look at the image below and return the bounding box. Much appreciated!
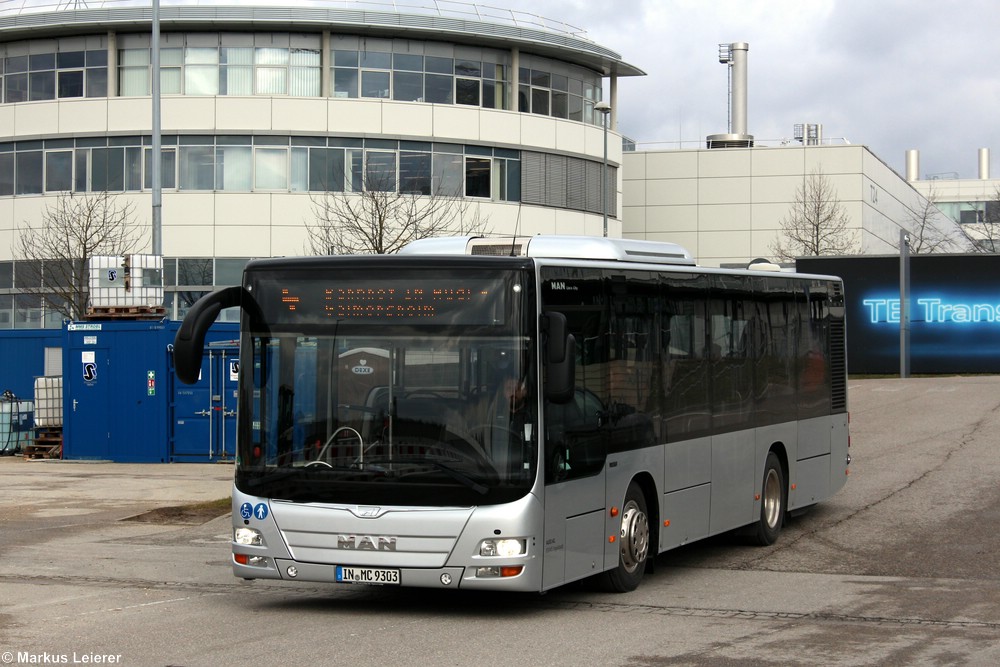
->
[603,481,649,592]
[753,452,786,546]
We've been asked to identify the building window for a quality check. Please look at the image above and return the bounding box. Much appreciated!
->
[118,36,320,98]
[45,151,73,192]
[15,150,43,195]
[179,143,215,191]
[177,258,213,287]
[520,151,617,216]
[1,48,107,103]
[465,157,491,198]
[14,294,43,329]
[399,150,432,195]
[255,147,288,190]
[0,151,12,196]
[0,134,530,203]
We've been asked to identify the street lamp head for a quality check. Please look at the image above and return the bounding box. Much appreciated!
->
[594,101,611,114]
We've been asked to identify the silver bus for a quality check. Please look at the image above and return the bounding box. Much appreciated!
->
[173,236,849,593]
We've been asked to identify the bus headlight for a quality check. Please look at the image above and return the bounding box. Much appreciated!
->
[480,538,526,557]
[234,527,263,546]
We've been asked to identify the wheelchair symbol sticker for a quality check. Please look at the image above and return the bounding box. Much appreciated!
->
[240,502,269,521]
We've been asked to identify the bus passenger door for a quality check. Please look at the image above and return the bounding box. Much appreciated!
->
[542,389,608,589]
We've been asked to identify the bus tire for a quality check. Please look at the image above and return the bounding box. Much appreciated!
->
[603,481,650,592]
[753,452,786,546]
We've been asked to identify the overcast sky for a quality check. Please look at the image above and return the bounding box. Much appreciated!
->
[504,0,1000,180]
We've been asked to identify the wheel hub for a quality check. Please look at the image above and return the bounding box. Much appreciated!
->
[619,500,649,574]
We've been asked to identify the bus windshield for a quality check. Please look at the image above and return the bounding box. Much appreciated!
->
[235,266,536,506]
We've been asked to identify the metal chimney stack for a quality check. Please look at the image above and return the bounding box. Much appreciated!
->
[905,149,920,182]
[979,148,990,180]
[707,42,754,148]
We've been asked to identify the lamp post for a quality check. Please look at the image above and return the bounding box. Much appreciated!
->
[900,229,911,379]
[151,0,162,256]
[594,101,611,237]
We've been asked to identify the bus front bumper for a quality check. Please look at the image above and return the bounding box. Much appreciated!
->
[233,554,537,591]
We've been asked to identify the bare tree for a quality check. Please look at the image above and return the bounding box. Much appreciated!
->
[906,184,966,253]
[770,169,858,261]
[15,192,145,320]
[961,186,1000,253]
[305,169,490,255]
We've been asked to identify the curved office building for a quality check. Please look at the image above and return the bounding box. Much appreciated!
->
[0,0,641,324]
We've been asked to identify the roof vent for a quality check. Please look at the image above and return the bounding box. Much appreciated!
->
[401,236,696,266]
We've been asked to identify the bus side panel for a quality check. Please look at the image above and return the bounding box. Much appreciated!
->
[709,430,755,535]
[661,484,711,551]
[664,436,712,493]
[830,414,850,495]
[566,510,606,580]
[791,454,831,509]
[797,416,832,461]
[542,476,606,590]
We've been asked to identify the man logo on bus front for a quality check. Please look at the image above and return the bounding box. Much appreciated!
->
[337,535,397,551]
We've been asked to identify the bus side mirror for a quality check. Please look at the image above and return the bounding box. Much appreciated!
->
[173,286,245,385]
[543,311,576,404]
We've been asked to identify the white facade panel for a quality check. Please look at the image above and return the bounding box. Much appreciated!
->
[751,175,803,204]
[13,102,58,137]
[805,145,864,175]
[216,97,274,132]
[644,204,699,232]
[0,105,13,139]
[622,178,645,207]
[699,148,751,178]
[750,230,783,260]
[479,109,521,146]
[750,202,789,232]
[57,99,109,135]
[11,198,48,234]
[0,199,14,233]
[433,105,482,142]
[164,97,216,131]
[555,120,586,154]
[699,230,752,264]
[519,115,557,152]
[216,225,273,257]
[166,192,216,226]
[328,99,382,134]
[165,225,216,256]
[622,151,646,180]
[698,176,751,205]
[645,178,697,207]
[750,147,804,176]
[698,204,751,232]
[382,101,433,137]
[214,193,272,227]
[107,98,151,133]
[516,205,557,236]
[644,151,698,180]
[621,205,646,233]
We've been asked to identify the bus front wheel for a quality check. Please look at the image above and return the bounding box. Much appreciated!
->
[753,452,786,546]
[603,481,650,592]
